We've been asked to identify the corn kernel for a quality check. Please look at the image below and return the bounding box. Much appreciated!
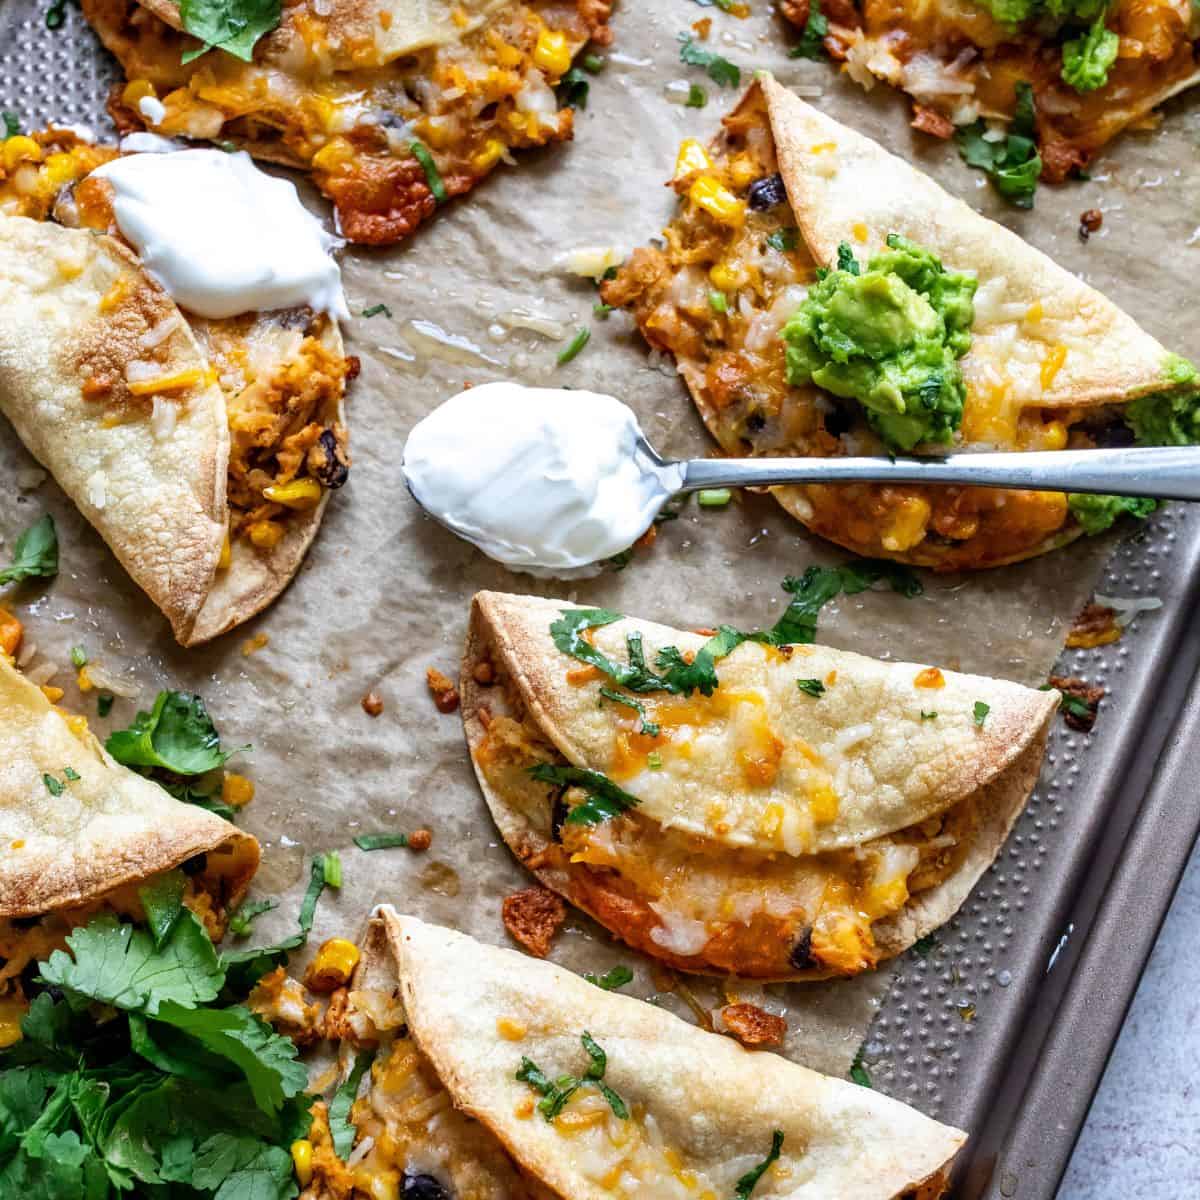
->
[914,666,945,689]
[809,783,840,824]
[1024,300,1044,324]
[708,260,745,292]
[496,1016,527,1040]
[222,772,255,808]
[727,152,758,189]
[1041,419,1068,451]
[0,997,26,1049]
[98,276,130,314]
[290,1140,314,1188]
[218,532,232,570]
[310,137,352,172]
[673,138,712,181]
[689,176,746,226]
[263,478,323,509]
[491,35,523,68]
[852,221,869,242]
[66,714,89,738]
[471,138,506,173]
[247,520,284,550]
[305,938,361,992]
[76,664,94,693]
[40,685,64,703]
[2,136,43,171]
[0,609,22,658]
[533,29,572,76]
[122,80,157,107]
[880,494,932,552]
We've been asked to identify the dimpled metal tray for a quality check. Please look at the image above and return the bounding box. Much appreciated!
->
[4,6,1200,1197]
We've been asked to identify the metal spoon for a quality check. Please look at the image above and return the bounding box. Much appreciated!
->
[647,443,1200,502]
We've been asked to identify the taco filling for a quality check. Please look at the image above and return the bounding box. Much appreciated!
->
[83,0,613,244]
[601,80,1199,569]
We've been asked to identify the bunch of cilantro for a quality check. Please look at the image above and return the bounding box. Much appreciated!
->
[0,908,311,1198]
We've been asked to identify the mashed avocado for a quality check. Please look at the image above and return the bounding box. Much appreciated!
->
[974,0,1107,26]
[1067,493,1158,535]
[781,235,977,452]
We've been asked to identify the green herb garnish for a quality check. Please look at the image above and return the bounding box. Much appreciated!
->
[973,700,990,727]
[850,1046,872,1088]
[558,66,590,108]
[557,326,591,365]
[955,81,1042,208]
[228,898,278,937]
[796,678,826,697]
[353,833,410,850]
[709,290,728,313]
[518,1033,628,1121]
[686,82,708,108]
[678,33,741,88]
[599,686,660,737]
[106,691,246,776]
[2,111,19,138]
[734,1130,785,1200]
[69,645,87,668]
[0,514,58,587]
[920,710,938,720]
[97,692,114,718]
[788,0,828,59]
[584,965,634,990]
[529,763,640,825]
[179,0,283,63]
[766,227,798,253]
[411,140,447,203]
[647,750,663,770]
[42,773,64,797]
[912,933,938,957]
[594,301,614,318]
[63,766,80,781]
[362,303,392,319]
[583,53,606,72]
[329,1049,376,1159]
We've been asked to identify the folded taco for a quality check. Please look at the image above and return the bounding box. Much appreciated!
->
[81,0,613,244]
[601,75,1200,570]
[0,128,354,643]
[792,1,1200,183]
[281,907,965,1198]
[461,591,1057,980]
[0,656,259,1021]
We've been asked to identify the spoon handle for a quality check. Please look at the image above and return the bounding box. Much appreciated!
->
[678,445,1200,501]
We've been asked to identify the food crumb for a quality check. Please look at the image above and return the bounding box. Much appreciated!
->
[1078,208,1103,242]
[1066,602,1120,648]
[407,828,432,852]
[241,633,269,656]
[502,885,566,958]
[361,690,384,716]
[719,1002,787,1047]
[221,772,255,808]
[692,15,712,38]
[472,660,496,686]
[1048,674,1104,733]
[426,666,460,713]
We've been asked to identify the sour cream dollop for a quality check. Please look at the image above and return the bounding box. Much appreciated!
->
[402,382,681,576]
[92,149,349,321]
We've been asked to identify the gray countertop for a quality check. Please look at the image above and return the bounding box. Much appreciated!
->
[1058,839,1200,1197]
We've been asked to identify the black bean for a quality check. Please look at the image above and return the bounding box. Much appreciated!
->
[180,852,207,877]
[313,429,350,489]
[747,173,787,211]
[550,792,569,843]
[789,926,815,970]
[403,1173,451,1200]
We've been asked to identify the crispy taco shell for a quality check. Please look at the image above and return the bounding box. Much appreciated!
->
[0,207,349,645]
[344,908,966,1199]
[461,591,1056,980]
[602,77,1190,570]
[0,658,258,991]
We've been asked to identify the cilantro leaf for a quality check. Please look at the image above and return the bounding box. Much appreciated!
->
[850,1046,872,1087]
[766,227,798,253]
[685,82,708,108]
[0,514,58,587]
[105,691,244,776]
[598,686,660,736]
[328,1049,375,1159]
[973,700,990,727]
[1061,15,1118,93]
[38,910,223,1014]
[955,81,1042,208]
[678,33,741,88]
[190,1131,296,1199]
[557,66,589,109]
[298,855,331,934]
[584,965,633,990]
[228,899,278,937]
[179,0,282,64]
[796,678,826,697]
[734,1130,785,1200]
[788,0,828,59]
[352,833,409,850]
[138,869,187,950]
[1068,492,1157,535]
[528,763,640,825]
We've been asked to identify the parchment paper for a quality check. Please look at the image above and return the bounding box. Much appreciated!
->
[3,1,1198,1080]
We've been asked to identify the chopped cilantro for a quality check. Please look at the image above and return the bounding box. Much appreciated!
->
[766,227,799,253]
[97,692,114,718]
[921,710,938,720]
[558,66,590,108]
[329,1049,376,1159]
[298,855,333,934]
[69,644,87,668]
[1059,691,1093,719]
[584,965,634,990]
[0,514,58,587]
[179,0,283,63]
[678,33,741,88]
[686,82,708,108]
[647,750,663,770]
[353,832,410,850]
[63,766,80,781]
[835,241,860,274]
[138,869,187,949]
[42,773,64,796]
[411,140,447,203]
[796,678,826,697]
[582,53,606,72]
[594,301,614,318]
[709,290,728,312]
[850,1046,873,1088]
[598,686,660,736]
[734,1130,785,1200]
[557,326,591,365]
[912,933,938,957]
[697,488,732,507]
[362,303,392,319]
[694,0,738,10]
[2,111,19,138]
[517,1033,628,1122]
[788,0,828,59]
[228,898,278,936]
[973,700,990,727]
[106,690,246,776]
[529,762,641,825]
[955,81,1042,208]
[45,0,66,29]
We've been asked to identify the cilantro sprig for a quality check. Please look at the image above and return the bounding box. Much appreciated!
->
[179,0,283,64]
[678,33,741,88]
[0,514,58,587]
[106,691,246,776]
[788,0,828,60]
[517,1032,629,1121]
[529,763,641,826]
[955,81,1042,208]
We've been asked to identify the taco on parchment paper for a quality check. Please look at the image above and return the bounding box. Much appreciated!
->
[461,591,1057,981]
[0,656,259,1017]
[788,0,1200,181]
[81,0,613,244]
[0,128,355,644]
[602,74,1200,571]
[271,907,965,1199]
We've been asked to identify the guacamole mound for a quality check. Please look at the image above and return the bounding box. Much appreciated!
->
[1067,493,1157,536]
[781,234,977,452]
[975,0,1107,27]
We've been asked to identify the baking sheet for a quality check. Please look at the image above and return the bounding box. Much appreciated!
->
[2,0,1198,1084]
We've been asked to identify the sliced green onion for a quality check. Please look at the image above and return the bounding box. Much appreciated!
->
[70,645,88,668]
[708,291,728,313]
[583,54,606,72]
[353,833,409,850]
[557,327,591,366]
[322,850,343,889]
[685,83,708,108]
[647,751,663,770]
[411,141,447,203]
[697,488,732,507]
[362,303,392,319]
[593,302,614,319]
